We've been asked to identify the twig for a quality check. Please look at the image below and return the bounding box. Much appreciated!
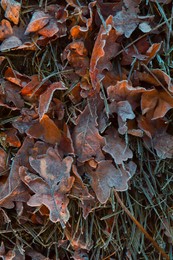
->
[114,190,170,260]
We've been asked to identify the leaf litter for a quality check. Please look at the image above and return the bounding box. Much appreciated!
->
[0,0,172,259]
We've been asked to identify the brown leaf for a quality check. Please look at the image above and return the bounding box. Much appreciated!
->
[1,0,21,25]
[71,165,95,219]
[4,67,30,87]
[87,160,132,204]
[26,115,62,145]
[38,19,59,37]
[38,81,67,119]
[0,128,21,148]
[62,41,89,77]
[137,114,167,138]
[107,80,145,109]
[143,43,162,65]
[0,19,13,41]
[72,97,105,162]
[2,81,24,108]
[103,127,133,164]
[0,148,7,175]
[0,137,34,207]
[153,132,173,159]
[90,16,120,92]
[141,89,173,119]
[25,11,50,35]
[19,147,74,225]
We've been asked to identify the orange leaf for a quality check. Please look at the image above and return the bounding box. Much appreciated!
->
[27,115,62,145]
[25,11,50,35]
[0,19,13,41]
[1,0,21,24]
[141,89,173,119]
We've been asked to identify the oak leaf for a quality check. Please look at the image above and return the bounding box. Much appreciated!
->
[19,147,74,225]
[90,15,120,92]
[26,115,62,145]
[103,127,133,164]
[72,97,105,162]
[113,1,153,38]
[107,80,145,109]
[141,89,173,119]
[87,160,133,204]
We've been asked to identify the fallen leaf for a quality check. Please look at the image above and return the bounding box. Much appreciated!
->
[141,89,173,119]
[25,11,50,35]
[71,165,94,219]
[1,0,21,24]
[113,1,153,38]
[4,67,30,87]
[90,15,120,92]
[0,35,22,51]
[38,19,59,37]
[3,81,24,108]
[87,160,132,204]
[107,80,145,109]
[0,19,13,41]
[38,81,67,119]
[0,128,21,148]
[72,96,105,162]
[0,148,7,175]
[103,127,133,164]
[62,41,89,77]
[26,115,62,145]
[0,137,34,208]
[143,43,162,65]
[19,147,74,225]
[153,132,173,159]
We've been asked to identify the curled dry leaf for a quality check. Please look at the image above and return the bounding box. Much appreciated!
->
[26,115,62,145]
[19,147,74,225]
[107,80,145,109]
[87,160,132,204]
[141,89,173,119]
[0,128,21,148]
[2,81,24,108]
[71,165,95,219]
[0,137,34,207]
[62,41,89,77]
[1,0,21,25]
[25,11,50,35]
[103,127,133,164]
[90,15,120,92]
[38,81,67,119]
[72,97,105,163]
[0,148,7,175]
[137,114,167,138]
[0,19,13,41]
[0,35,22,51]
[143,43,162,65]
[4,67,30,87]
